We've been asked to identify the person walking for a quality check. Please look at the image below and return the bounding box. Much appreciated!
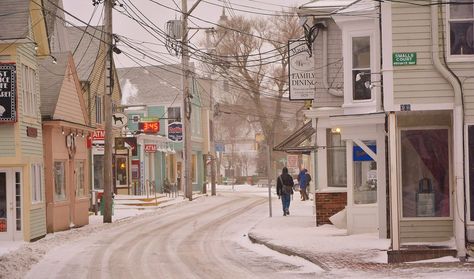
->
[297,168,309,201]
[277,167,294,216]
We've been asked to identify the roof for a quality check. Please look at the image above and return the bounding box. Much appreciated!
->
[39,52,70,118]
[273,121,316,154]
[0,0,30,40]
[66,25,104,80]
[117,64,193,106]
[299,0,376,16]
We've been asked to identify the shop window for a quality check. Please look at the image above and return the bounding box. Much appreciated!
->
[31,163,43,203]
[54,161,67,201]
[93,155,104,190]
[401,129,450,218]
[116,157,127,186]
[327,129,347,187]
[15,172,21,231]
[352,36,371,100]
[75,161,86,197]
[21,64,38,117]
[353,142,377,204]
[468,125,474,221]
[449,1,474,55]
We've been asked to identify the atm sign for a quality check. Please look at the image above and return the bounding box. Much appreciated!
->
[139,121,159,134]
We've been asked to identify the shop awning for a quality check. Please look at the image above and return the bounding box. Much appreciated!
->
[273,121,316,154]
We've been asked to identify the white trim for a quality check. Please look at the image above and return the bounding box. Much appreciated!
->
[445,3,474,63]
[389,113,400,249]
[381,1,394,110]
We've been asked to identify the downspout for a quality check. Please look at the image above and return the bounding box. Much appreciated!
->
[431,2,466,258]
[322,29,343,97]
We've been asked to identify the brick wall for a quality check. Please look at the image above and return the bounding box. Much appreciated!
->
[315,192,347,225]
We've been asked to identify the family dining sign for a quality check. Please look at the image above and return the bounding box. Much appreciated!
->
[0,63,16,122]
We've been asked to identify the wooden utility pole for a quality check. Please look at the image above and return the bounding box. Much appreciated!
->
[103,0,113,222]
[181,0,192,201]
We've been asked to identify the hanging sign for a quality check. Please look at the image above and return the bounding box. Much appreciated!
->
[288,40,315,101]
[0,63,17,122]
[168,122,183,142]
[112,112,128,128]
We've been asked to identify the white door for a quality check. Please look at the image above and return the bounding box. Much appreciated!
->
[0,169,22,241]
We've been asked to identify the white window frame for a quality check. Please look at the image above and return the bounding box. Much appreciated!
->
[30,163,43,203]
[53,161,67,201]
[21,64,38,117]
[342,26,378,112]
[351,36,372,102]
[398,126,453,221]
[446,1,474,62]
[327,129,347,188]
[75,160,86,198]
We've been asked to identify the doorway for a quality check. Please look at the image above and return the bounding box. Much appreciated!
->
[0,169,22,241]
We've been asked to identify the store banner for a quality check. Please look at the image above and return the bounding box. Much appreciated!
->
[0,63,17,122]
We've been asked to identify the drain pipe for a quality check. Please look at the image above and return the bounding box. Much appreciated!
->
[431,2,466,258]
[322,28,343,97]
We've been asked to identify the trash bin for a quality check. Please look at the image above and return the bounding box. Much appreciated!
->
[99,193,114,216]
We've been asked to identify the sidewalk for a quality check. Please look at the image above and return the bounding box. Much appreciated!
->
[247,193,474,275]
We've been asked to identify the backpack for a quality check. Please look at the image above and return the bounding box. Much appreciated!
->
[279,176,294,195]
[305,173,312,184]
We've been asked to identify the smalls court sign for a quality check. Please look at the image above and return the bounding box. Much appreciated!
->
[0,63,16,122]
[393,52,417,66]
[288,40,315,101]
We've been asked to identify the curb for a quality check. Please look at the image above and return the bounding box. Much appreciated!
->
[247,232,330,271]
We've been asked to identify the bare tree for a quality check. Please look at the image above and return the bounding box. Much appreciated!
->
[203,10,303,176]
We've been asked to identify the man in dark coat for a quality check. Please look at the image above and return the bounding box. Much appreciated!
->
[277,167,294,216]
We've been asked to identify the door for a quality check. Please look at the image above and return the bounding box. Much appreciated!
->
[0,169,22,241]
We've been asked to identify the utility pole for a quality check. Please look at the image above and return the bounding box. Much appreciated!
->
[181,0,192,201]
[266,143,272,217]
[103,0,113,222]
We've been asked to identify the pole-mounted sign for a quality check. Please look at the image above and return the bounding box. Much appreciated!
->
[288,40,315,101]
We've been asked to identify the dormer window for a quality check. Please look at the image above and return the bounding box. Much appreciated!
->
[449,1,474,56]
[352,36,371,100]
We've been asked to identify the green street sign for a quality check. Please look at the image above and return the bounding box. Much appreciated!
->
[393,52,417,66]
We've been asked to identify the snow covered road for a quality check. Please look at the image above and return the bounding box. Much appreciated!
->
[23,193,321,279]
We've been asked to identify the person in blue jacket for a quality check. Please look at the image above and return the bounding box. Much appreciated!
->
[297,168,309,201]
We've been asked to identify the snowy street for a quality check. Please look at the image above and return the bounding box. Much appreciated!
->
[16,189,321,279]
[1,185,474,278]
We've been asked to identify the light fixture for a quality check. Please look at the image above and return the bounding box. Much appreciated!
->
[331,127,341,134]
[51,55,57,64]
[61,128,65,135]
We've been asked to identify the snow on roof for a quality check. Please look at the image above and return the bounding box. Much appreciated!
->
[299,0,376,15]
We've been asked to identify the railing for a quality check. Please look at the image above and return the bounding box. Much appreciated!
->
[163,179,178,198]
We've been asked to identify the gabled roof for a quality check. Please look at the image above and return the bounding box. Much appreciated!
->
[39,52,70,118]
[0,0,30,40]
[66,25,104,80]
[117,64,194,106]
[39,51,88,126]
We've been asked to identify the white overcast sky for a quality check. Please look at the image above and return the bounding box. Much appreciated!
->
[62,0,307,68]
